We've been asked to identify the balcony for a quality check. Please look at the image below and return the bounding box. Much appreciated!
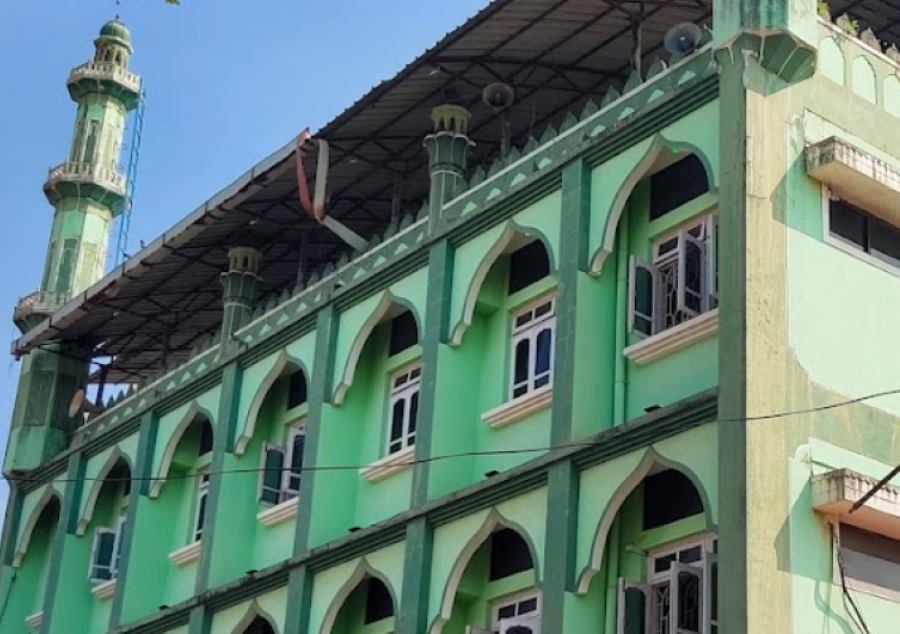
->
[44,161,127,208]
[67,61,140,108]
[13,291,68,332]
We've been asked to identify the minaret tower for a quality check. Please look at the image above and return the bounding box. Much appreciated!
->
[6,19,140,472]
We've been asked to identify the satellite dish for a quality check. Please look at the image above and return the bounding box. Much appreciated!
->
[482,82,515,112]
[664,22,702,56]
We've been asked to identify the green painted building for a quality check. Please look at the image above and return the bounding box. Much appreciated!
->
[2,1,899,633]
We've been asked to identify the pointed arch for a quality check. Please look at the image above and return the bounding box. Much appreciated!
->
[429,509,540,634]
[449,222,556,346]
[235,351,309,455]
[231,600,279,634]
[575,448,713,595]
[319,558,398,634]
[77,449,132,535]
[589,134,716,274]
[149,402,215,498]
[13,487,61,568]
[332,292,421,405]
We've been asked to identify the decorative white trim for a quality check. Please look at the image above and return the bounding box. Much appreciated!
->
[256,496,299,527]
[24,611,43,631]
[168,540,202,566]
[813,468,900,540]
[624,309,719,365]
[359,445,415,482]
[91,578,117,600]
[482,385,552,429]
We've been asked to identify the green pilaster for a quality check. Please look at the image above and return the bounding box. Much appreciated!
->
[220,247,263,344]
[714,0,817,45]
[284,307,337,634]
[716,45,749,634]
[424,104,473,231]
[0,483,23,567]
[540,460,579,633]
[38,452,85,634]
[551,159,591,446]
[410,240,453,506]
[110,411,158,629]
[196,362,242,593]
[395,517,433,634]
[187,605,211,634]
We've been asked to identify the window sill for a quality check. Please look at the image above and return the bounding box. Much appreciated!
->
[257,496,299,527]
[624,309,719,365]
[24,611,42,631]
[91,578,117,600]
[482,386,552,429]
[359,445,415,482]
[168,540,202,566]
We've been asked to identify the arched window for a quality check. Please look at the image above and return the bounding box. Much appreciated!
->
[88,459,131,584]
[242,616,275,634]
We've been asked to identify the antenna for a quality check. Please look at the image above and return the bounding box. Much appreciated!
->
[482,82,515,156]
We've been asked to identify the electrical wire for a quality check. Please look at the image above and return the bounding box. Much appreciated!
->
[5,385,900,487]
[832,527,871,634]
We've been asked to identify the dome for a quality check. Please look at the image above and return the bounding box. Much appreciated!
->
[99,19,131,44]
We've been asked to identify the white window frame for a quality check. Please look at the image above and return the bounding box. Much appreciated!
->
[823,187,900,278]
[192,471,210,542]
[630,215,717,338]
[281,421,306,500]
[386,364,421,456]
[509,295,556,400]
[643,535,717,634]
[491,589,542,633]
[88,515,125,583]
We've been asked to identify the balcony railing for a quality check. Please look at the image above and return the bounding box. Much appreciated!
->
[46,161,127,197]
[14,290,67,323]
[67,61,140,94]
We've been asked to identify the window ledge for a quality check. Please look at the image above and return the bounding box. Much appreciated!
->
[813,468,900,540]
[257,496,299,527]
[359,445,415,482]
[91,578,117,600]
[24,611,43,631]
[168,540,202,566]
[624,309,719,365]
[482,386,552,429]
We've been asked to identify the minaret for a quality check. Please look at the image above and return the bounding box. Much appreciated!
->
[5,19,141,472]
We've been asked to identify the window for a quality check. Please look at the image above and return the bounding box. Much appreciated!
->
[492,590,541,634]
[387,365,420,455]
[363,578,394,624]
[508,240,550,294]
[828,198,900,270]
[259,423,305,506]
[510,296,555,399]
[630,215,717,338]
[89,516,125,583]
[617,537,718,634]
[649,155,710,221]
[193,472,210,542]
[389,311,418,356]
[836,524,900,601]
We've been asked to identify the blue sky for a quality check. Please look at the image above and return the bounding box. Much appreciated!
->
[0,0,487,510]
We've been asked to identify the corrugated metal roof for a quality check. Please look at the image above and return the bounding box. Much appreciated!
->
[13,0,714,381]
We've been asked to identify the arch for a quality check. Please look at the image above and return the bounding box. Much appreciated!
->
[332,292,421,405]
[449,222,556,347]
[235,351,309,455]
[818,37,846,86]
[429,509,540,634]
[319,559,398,634]
[231,600,279,634]
[575,448,713,595]
[13,488,61,568]
[149,402,215,498]
[77,449,132,535]
[851,55,878,104]
[884,74,900,118]
[589,134,716,274]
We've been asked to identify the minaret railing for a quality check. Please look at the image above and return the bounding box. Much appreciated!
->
[67,61,141,93]
[46,161,127,196]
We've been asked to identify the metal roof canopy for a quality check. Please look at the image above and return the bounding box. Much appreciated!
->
[831,0,900,45]
[15,0,720,382]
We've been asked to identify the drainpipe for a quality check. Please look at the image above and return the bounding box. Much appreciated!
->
[613,211,629,426]
[604,516,622,634]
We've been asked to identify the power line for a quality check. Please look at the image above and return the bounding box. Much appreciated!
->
[6,385,900,487]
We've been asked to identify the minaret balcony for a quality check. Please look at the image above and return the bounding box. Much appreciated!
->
[67,61,140,109]
[13,291,67,333]
[44,161,127,210]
